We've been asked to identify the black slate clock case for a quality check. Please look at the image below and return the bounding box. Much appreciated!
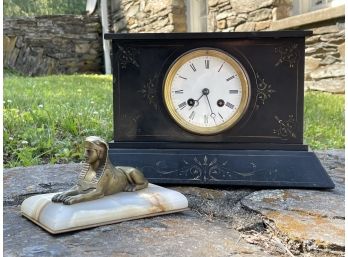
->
[104,31,334,189]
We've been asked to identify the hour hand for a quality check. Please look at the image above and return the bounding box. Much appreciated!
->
[187,93,203,109]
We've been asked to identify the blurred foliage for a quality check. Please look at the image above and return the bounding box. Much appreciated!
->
[4,73,113,167]
[4,0,87,17]
[304,91,344,150]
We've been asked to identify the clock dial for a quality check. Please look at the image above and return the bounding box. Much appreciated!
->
[163,48,250,135]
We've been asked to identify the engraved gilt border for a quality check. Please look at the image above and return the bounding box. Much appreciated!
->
[255,73,276,110]
[138,73,160,111]
[273,114,297,139]
[273,42,301,138]
[141,155,272,182]
[117,45,140,69]
[275,43,299,68]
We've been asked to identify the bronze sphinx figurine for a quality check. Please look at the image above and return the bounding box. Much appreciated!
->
[52,136,148,205]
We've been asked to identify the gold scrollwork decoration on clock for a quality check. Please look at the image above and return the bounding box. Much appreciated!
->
[256,73,275,109]
[138,73,159,110]
[273,114,297,138]
[117,46,140,69]
[275,44,299,68]
[142,155,267,182]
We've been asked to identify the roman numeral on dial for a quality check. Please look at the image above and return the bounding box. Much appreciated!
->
[189,63,196,72]
[226,75,236,81]
[226,102,234,109]
[204,114,208,124]
[178,102,187,110]
[205,60,209,69]
[174,90,184,94]
[229,90,238,94]
[218,62,225,72]
[189,111,195,120]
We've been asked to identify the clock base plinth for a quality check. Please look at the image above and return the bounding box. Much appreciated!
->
[109,148,334,189]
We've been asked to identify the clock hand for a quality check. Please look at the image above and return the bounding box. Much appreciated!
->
[204,94,217,125]
[189,93,204,110]
[197,93,204,102]
[189,88,212,110]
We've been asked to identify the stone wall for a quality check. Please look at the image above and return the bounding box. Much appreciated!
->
[3,1,344,93]
[207,0,345,93]
[207,0,292,32]
[110,0,186,33]
[3,15,103,76]
[303,20,345,93]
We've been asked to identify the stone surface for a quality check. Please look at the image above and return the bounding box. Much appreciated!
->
[271,4,291,21]
[217,19,226,29]
[306,35,321,44]
[226,17,244,28]
[313,24,342,35]
[320,55,340,65]
[21,184,188,234]
[302,20,345,94]
[5,207,272,257]
[309,63,345,80]
[241,149,345,256]
[305,79,345,93]
[255,20,271,31]
[209,0,293,33]
[216,12,229,20]
[337,43,345,61]
[111,0,186,33]
[271,5,344,31]
[3,15,103,76]
[305,56,321,78]
[248,8,272,22]
[4,163,80,206]
[242,190,344,249]
[235,22,256,31]
[229,0,274,13]
[4,150,344,257]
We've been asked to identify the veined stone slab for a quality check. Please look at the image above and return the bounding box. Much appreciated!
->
[21,184,188,234]
[241,189,345,250]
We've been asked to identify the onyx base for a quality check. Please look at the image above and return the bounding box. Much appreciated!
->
[109,148,334,189]
[21,184,189,234]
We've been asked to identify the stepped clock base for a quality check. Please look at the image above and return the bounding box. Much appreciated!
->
[109,148,334,189]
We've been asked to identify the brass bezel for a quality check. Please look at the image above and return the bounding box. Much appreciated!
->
[163,48,250,135]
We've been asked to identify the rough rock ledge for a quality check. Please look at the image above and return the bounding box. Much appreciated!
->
[4,150,344,257]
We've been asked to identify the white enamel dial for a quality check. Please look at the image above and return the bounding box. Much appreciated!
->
[163,49,250,135]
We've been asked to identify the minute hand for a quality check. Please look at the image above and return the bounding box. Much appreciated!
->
[205,95,217,123]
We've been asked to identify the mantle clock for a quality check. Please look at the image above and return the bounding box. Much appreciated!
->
[104,31,334,188]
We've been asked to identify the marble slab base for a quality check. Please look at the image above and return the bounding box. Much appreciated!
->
[21,184,189,234]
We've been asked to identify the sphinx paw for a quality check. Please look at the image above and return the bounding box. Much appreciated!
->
[51,194,59,202]
[124,184,136,192]
[63,196,80,205]
[52,193,64,202]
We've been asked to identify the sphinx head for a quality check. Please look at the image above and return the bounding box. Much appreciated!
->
[84,136,108,165]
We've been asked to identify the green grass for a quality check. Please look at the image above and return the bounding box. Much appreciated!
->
[3,74,345,168]
[4,74,113,167]
[304,91,344,149]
